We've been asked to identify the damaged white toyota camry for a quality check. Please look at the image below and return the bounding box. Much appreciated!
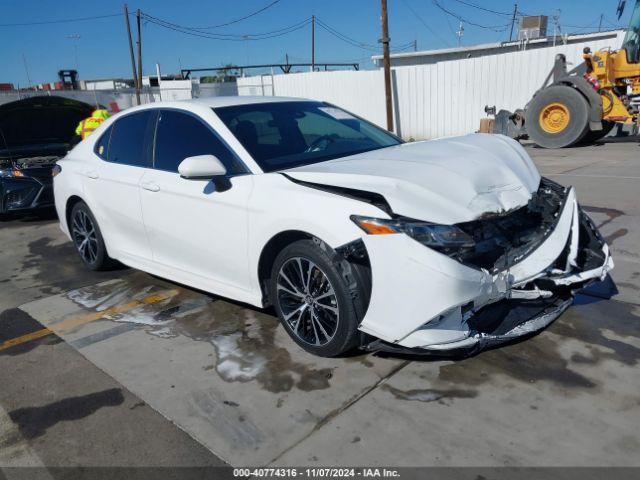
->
[54,97,613,357]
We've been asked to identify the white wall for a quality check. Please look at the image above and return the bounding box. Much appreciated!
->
[238,31,626,140]
[238,70,387,129]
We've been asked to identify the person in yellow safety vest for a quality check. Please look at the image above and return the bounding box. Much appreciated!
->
[75,109,111,140]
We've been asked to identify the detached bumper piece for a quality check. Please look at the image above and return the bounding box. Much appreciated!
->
[360,179,613,356]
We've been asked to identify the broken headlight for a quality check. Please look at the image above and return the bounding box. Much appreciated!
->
[351,215,475,248]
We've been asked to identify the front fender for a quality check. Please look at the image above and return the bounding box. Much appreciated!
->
[247,173,385,295]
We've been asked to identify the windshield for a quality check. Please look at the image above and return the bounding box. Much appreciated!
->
[622,0,640,63]
[214,101,401,172]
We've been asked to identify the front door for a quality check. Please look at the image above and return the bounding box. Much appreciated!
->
[139,109,253,292]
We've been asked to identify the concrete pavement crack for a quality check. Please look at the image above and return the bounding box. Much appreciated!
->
[267,359,410,465]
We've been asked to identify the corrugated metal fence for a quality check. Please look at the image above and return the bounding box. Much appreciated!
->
[238,31,626,140]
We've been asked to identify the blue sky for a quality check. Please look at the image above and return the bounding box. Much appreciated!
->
[0,0,631,86]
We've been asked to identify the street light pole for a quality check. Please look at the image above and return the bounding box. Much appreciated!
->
[380,0,393,132]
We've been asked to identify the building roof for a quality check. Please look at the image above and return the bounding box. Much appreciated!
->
[371,29,625,62]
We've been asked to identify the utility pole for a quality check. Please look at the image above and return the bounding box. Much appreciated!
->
[136,8,143,99]
[456,22,464,47]
[124,4,140,105]
[311,15,315,72]
[509,4,518,41]
[380,0,393,132]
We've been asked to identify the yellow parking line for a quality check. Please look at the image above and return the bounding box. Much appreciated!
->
[0,328,53,350]
[0,289,179,352]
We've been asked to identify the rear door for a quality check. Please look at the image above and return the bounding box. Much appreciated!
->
[139,108,253,291]
[84,110,156,261]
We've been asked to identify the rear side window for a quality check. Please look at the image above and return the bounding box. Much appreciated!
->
[108,110,155,167]
[153,110,243,174]
[94,126,112,160]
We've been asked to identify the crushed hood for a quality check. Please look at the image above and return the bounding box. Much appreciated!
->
[285,134,541,224]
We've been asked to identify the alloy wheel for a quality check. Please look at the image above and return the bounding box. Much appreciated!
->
[276,257,339,346]
[72,209,98,265]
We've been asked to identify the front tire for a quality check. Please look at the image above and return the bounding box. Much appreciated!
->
[525,85,590,149]
[269,239,369,357]
[70,201,112,271]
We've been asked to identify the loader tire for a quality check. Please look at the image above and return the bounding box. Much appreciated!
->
[525,85,590,149]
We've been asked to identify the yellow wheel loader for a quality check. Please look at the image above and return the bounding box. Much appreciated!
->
[489,0,640,148]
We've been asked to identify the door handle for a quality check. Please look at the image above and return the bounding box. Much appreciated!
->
[141,181,160,192]
[84,170,99,179]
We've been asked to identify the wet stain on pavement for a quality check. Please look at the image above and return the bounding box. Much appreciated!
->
[382,384,477,403]
[67,275,334,393]
[580,206,628,245]
[616,282,639,291]
[582,205,625,230]
[605,228,628,245]
[8,388,124,439]
[437,336,597,390]
[434,298,640,391]
[551,299,640,367]
[18,236,124,296]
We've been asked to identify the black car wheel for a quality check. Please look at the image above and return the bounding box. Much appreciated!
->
[70,201,112,271]
[269,239,369,357]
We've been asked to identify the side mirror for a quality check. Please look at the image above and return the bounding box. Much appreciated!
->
[178,155,227,179]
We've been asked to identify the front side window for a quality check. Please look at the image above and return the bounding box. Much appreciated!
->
[214,101,401,172]
[153,110,243,174]
[108,110,155,167]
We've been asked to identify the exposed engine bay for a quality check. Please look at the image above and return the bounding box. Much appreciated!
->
[0,95,95,214]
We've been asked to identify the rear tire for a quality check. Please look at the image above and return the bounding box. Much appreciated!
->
[269,239,369,357]
[70,201,113,271]
[525,85,590,149]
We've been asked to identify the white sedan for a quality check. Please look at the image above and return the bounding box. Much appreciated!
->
[53,97,613,357]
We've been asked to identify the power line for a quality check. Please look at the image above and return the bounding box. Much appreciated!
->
[142,13,312,41]
[564,17,601,31]
[0,13,121,27]
[450,0,512,17]
[431,0,510,31]
[172,0,282,30]
[399,0,451,47]
[315,18,379,51]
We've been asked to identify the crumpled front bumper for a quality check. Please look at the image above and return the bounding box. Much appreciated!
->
[358,186,613,355]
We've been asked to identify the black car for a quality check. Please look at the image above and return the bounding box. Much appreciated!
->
[0,96,95,215]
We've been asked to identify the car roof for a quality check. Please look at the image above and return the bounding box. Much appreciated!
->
[115,96,317,117]
[188,95,311,108]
